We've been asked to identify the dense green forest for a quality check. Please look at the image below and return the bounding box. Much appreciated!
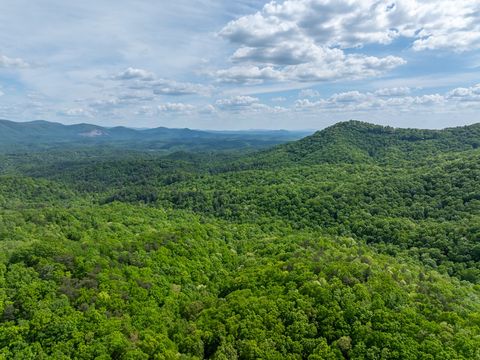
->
[1,120,480,359]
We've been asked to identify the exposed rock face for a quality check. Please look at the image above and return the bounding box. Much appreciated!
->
[80,129,108,137]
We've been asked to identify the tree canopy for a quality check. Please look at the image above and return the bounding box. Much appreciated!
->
[1,120,480,359]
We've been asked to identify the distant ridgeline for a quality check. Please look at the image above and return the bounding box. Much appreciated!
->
[1,120,480,359]
[0,119,310,152]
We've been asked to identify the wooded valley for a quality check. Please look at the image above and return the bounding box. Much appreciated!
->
[1,120,480,359]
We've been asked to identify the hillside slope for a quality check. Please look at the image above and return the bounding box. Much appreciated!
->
[247,120,480,166]
[2,120,480,358]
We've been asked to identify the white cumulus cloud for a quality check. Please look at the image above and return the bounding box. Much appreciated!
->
[113,68,212,96]
[60,108,94,117]
[215,0,480,84]
[447,84,480,101]
[113,67,155,81]
[0,54,29,68]
[158,102,196,113]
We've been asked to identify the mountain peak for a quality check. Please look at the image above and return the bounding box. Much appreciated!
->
[318,120,394,134]
[252,121,480,166]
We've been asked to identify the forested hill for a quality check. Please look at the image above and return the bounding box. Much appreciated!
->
[0,119,309,152]
[2,120,480,358]
[246,120,480,166]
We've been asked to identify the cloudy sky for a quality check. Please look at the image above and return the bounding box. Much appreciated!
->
[1,0,480,130]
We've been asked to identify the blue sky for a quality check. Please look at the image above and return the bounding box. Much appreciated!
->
[0,0,479,130]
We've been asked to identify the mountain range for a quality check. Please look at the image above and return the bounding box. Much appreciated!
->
[0,119,310,152]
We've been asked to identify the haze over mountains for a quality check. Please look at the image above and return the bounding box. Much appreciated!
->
[3,118,480,162]
[0,119,310,152]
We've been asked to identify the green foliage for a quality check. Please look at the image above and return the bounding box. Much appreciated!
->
[1,120,480,358]
[1,204,479,358]
[247,120,480,166]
